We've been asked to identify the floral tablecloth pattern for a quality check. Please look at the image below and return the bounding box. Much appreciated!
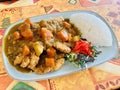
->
[0,0,120,90]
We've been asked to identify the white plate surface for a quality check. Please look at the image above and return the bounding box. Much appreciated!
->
[2,10,118,81]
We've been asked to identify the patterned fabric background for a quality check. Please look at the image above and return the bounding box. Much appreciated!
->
[0,0,120,90]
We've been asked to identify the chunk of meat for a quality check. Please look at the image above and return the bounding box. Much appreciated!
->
[34,65,52,74]
[32,23,40,28]
[20,57,30,68]
[50,17,64,31]
[53,42,71,53]
[39,20,48,27]
[14,54,24,65]
[28,53,39,70]
[34,65,43,74]
[44,39,54,48]
[43,66,51,74]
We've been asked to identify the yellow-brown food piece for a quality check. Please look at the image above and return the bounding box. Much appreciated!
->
[45,58,55,67]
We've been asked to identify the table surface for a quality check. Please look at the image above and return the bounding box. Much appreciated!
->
[0,0,120,90]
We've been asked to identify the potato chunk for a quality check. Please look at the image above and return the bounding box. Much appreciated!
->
[33,42,43,56]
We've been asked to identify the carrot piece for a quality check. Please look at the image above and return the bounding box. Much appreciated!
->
[23,45,30,56]
[68,33,72,42]
[18,23,30,31]
[45,58,55,67]
[40,28,53,40]
[47,47,56,57]
[24,18,33,26]
[13,31,21,40]
[21,29,33,39]
[63,21,71,29]
[57,30,68,41]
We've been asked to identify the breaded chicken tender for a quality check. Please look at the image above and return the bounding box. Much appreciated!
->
[34,58,65,74]
[53,42,71,53]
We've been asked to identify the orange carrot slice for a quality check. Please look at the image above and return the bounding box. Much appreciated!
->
[57,30,68,41]
[45,58,55,67]
[21,29,33,39]
[23,45,30,56]
[41,28,53,40]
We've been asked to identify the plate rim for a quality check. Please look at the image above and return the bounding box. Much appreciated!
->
[2,10,119,81]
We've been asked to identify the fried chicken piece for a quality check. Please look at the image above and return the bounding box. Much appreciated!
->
[53,42,71,53]
[34,65,43,74]
[43,66,51,73]
[32,23,40,29]
[34,58,65,74]
[53,58,65,71]
[55,54,64,59]
[28,53,39,70]
[14,54,24,65]
[34,65,52,74]
[39,20,48,27]
[20,57,30,68]
[34,65,53,74]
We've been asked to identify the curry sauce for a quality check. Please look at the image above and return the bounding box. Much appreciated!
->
[4,17,81,74]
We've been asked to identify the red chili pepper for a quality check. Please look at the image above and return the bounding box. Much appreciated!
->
[72,40,92,56]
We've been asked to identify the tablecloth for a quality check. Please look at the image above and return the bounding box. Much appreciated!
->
[0,0,120,90]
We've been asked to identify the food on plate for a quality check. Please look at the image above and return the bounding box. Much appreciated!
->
[5,16,101,74]
[70,13,112,46]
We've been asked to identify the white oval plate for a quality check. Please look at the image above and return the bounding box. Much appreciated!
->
[2,10,118,81]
